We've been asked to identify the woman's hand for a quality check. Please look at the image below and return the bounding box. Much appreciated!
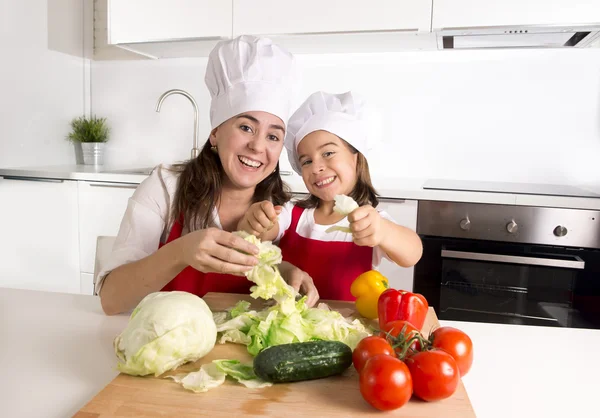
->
[178,228,260,275]
[237,200,282,237]
[348,205,387,248]
[279,261,319,307]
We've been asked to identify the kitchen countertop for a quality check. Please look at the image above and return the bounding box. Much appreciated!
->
[1,286,598,418]
[2,165,600,210]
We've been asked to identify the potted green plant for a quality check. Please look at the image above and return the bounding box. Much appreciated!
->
[66,115,110,165]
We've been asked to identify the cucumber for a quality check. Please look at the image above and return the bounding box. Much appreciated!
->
[253,341,353,383]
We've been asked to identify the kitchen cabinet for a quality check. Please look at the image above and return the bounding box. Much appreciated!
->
[96,0,232,59]
[0,177,81,294]
[374,198,418,291]
[233,0,432,35]
[78,181,137,279]
[432,0,600,29]
[232,0,435,53]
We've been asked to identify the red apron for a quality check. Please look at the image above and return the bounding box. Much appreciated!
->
[278,205,373,301]
[159,217,252,296]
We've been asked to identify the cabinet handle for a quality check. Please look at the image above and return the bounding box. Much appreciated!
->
[381,198,406,204]
[280,171,293,176]
[88,182,139,189]
[1,176,64,183]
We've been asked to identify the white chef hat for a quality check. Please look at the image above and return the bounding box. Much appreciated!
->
[284,91,374,175]
[205,35,298,130]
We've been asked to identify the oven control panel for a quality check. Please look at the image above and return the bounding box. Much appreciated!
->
[417,201,600,249]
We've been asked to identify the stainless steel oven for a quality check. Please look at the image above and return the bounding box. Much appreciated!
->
[413,201,600,329]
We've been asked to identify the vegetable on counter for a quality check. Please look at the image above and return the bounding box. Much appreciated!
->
[429,327,474,377]
[377,288,429,330]
[406,349,460,402]
[214,233,371,356]
[352,336,395,373]
[359,354,413,411]
[113,291,217,377]
[380,319,422,352]
[353,319,474,410]
[214,298,370,356]
[350,270,389,319]
[167,359,272,393]
[253,341,353,383]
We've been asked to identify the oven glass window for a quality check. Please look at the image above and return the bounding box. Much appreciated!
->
[439,248,596,328]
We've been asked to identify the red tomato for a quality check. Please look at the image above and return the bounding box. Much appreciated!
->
[352,336,395,373]
[406,349,460,402]
[359,354,413,411]
[380,319,423,352]
[430,327,473,376]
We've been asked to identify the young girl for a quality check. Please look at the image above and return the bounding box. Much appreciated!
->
[237,91,423,301]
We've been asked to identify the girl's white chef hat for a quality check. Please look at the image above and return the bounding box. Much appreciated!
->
[205,35,298,129]
[284,91,374,175]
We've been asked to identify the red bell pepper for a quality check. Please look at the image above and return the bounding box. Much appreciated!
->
[377,288,429,331]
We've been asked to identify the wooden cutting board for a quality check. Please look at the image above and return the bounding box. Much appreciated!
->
[75,293,475,418]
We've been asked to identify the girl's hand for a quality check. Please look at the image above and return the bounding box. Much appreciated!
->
[238,200,282,237]
[279,261,320,307]
[179,228,260,275]
[348,205,386,248]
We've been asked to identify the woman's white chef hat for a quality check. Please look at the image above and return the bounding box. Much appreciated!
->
[205,35,298,129]
[284,91,374,175]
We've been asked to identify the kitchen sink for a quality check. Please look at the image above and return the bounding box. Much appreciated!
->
[101,167,155,176]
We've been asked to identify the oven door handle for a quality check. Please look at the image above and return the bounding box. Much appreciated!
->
[441,250,585,270]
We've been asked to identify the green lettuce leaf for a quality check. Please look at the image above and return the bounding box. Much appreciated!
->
[166,363,226,393]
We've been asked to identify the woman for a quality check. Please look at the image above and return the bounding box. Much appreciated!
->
[98,36,318,315]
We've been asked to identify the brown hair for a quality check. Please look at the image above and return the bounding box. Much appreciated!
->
[170,139,291,232]
[295,141,379,209]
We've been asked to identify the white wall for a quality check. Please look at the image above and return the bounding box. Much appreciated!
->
[91,47,600,187]
[2,1,599,189]
[0,0,89,168]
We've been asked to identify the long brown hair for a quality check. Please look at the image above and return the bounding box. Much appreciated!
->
[170,139,291,231]
[295,141,379,209]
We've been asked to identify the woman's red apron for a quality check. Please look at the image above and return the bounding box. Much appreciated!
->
[278,206,372,301]
[159,217,252,296]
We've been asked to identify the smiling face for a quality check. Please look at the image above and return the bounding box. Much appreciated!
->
[297,130,359,202]
[210,111,285,190]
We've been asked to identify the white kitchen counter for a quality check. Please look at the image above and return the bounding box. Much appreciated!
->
[1,287,598,418]
[0,164,150,184]
[2,164,600,210]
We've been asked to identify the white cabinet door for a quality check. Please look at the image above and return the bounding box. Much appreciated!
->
[108,0,232,44]
[432,0,600,29]
[78,181,137,274]
[0,177,80,294]
[374,198,418,292]
[233,0,432,35]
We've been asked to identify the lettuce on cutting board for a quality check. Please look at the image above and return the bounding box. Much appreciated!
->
[157,230,370,393]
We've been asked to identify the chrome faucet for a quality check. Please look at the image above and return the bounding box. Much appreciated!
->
[155,89,200,159]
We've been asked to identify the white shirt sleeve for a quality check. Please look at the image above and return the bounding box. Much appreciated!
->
[274,201,295,243]
[94,165,178,295]
[372,210,396,267]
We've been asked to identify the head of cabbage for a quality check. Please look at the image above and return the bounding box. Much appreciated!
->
[114,291,217,376]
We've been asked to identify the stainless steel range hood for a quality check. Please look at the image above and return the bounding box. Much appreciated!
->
[437,24,600,49]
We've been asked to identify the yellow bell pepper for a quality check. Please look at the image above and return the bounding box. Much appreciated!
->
[350,270,389,319]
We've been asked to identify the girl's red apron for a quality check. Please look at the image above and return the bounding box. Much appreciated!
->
[159,217,252,296]
[278,206,372,301]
